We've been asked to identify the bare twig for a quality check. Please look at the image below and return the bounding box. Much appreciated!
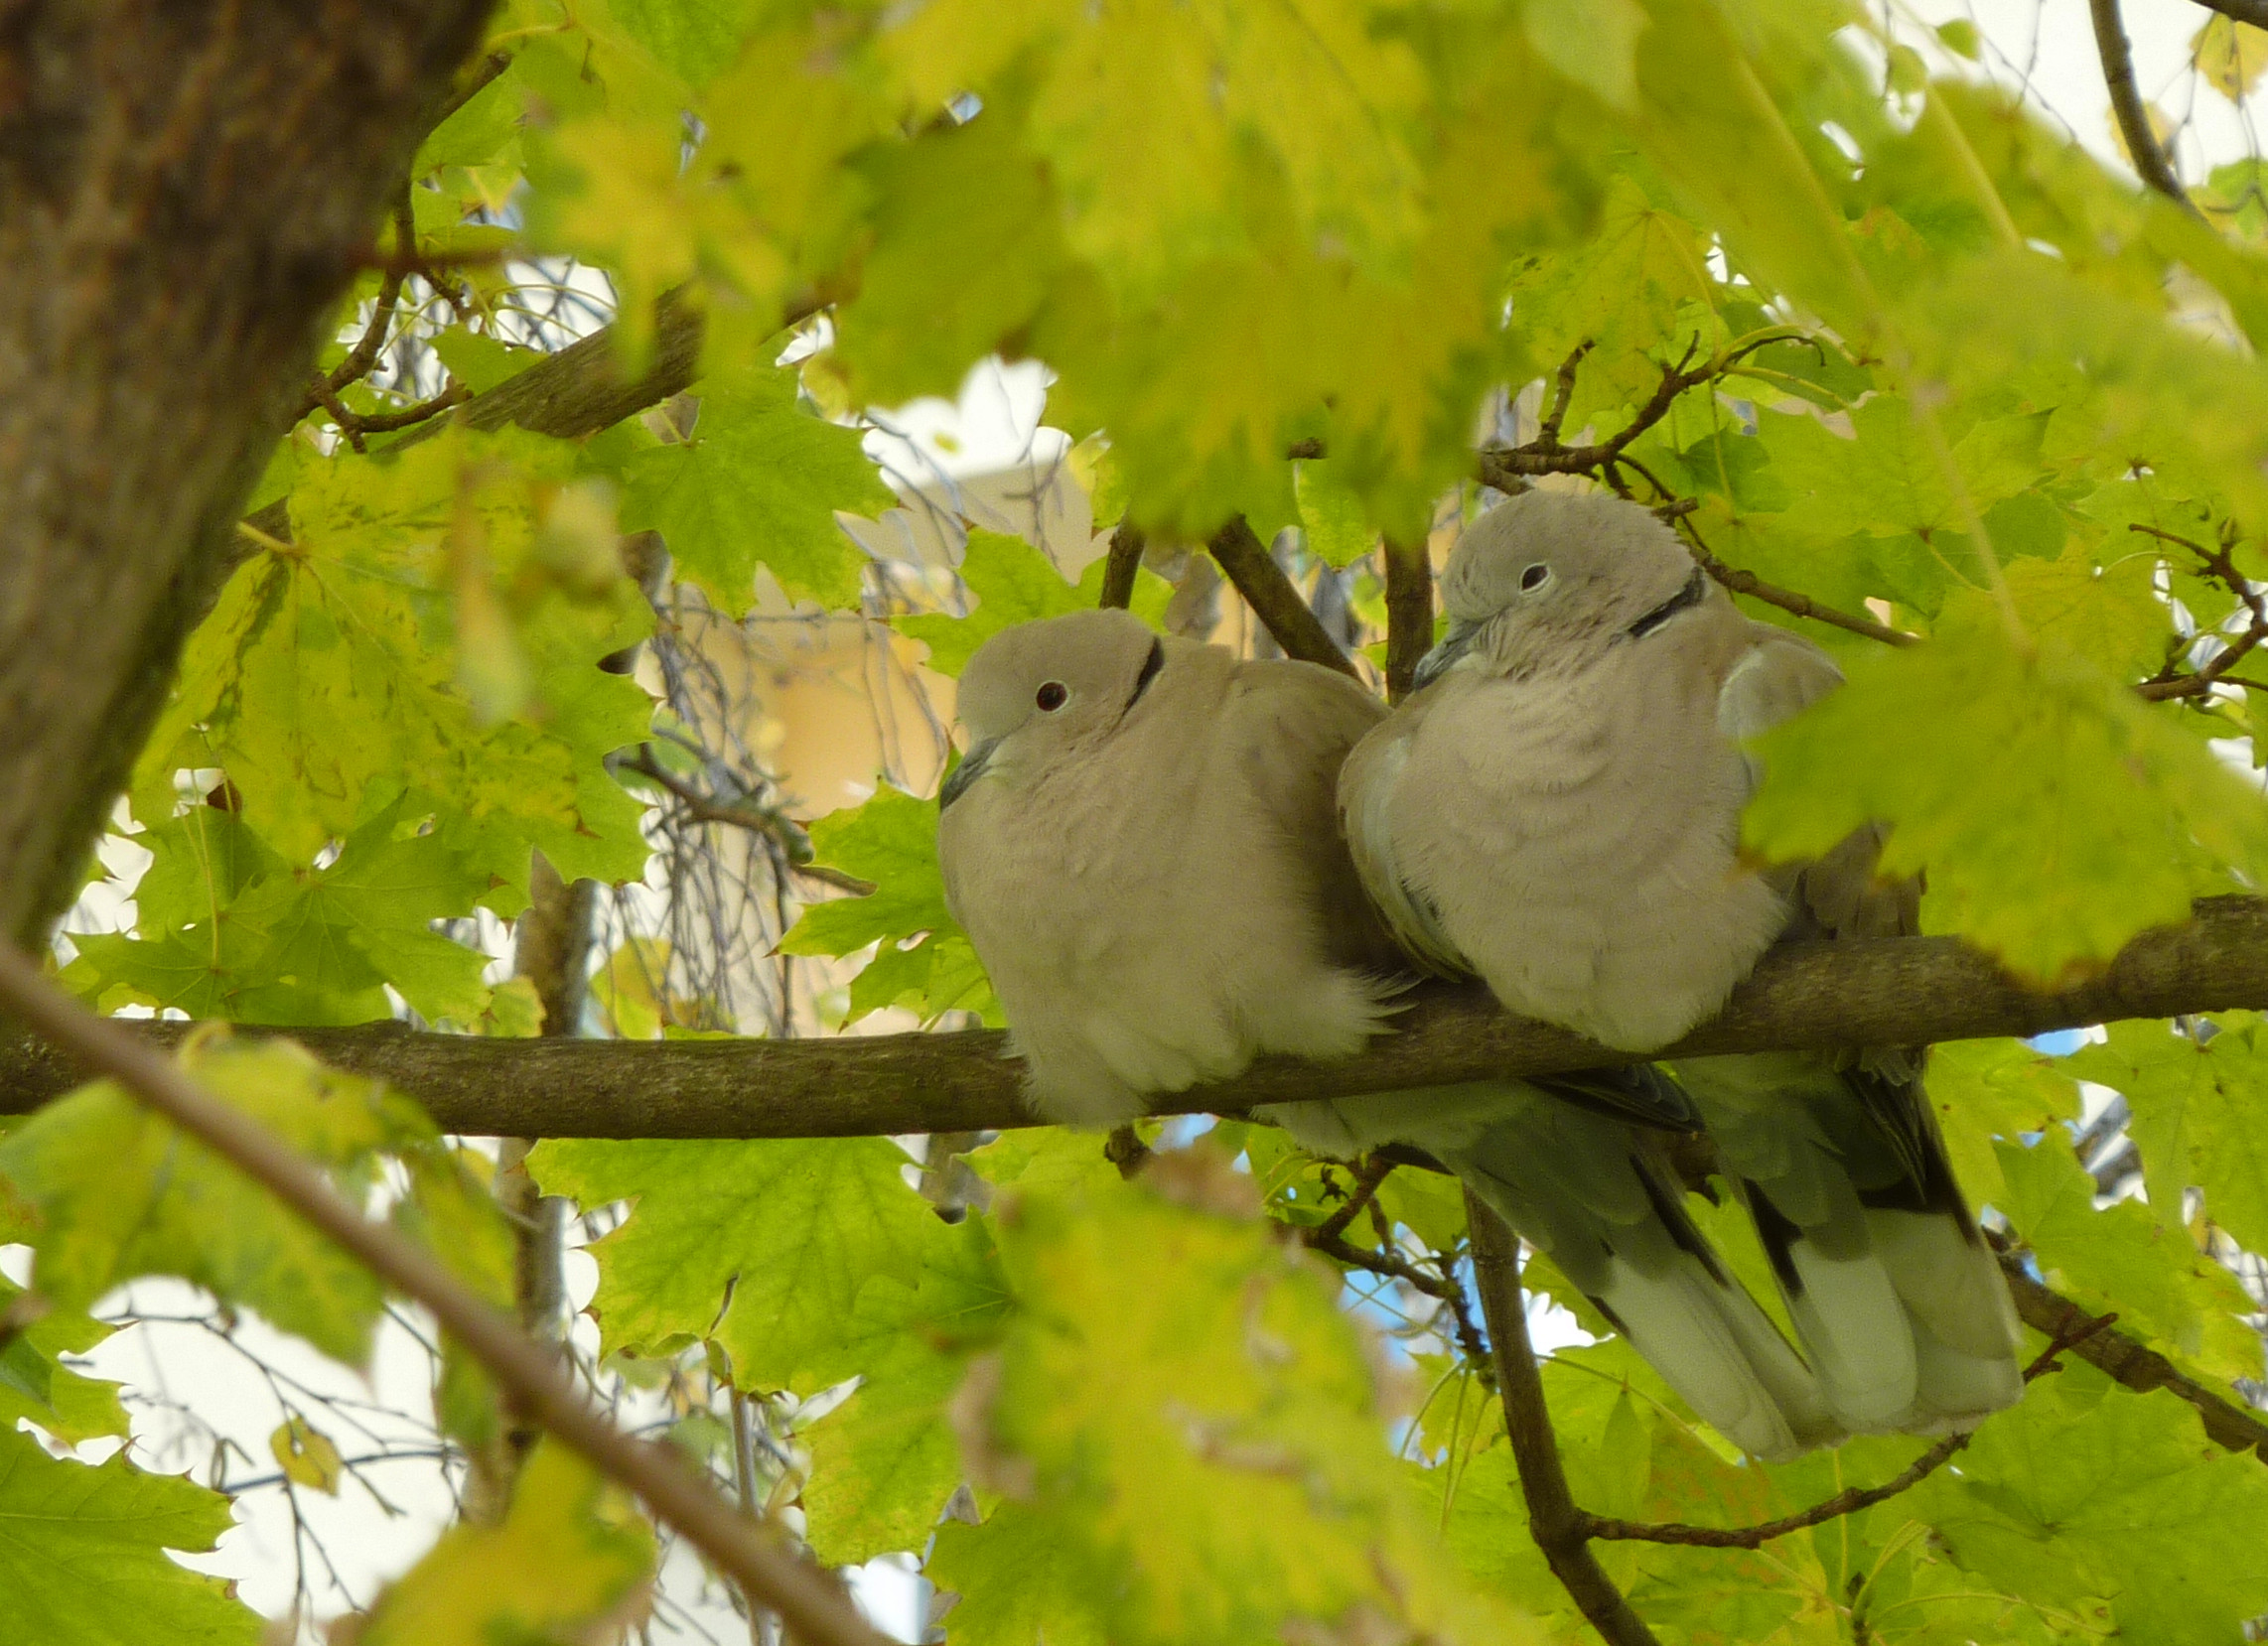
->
[2128,523,2268,700]
[1535,342,1594,449]
[1096,522,1146,611]
[0,943,890,1646]
[303,182,415,417]
[1678,516,1919,647]
[1585,1310,2117,1549]
[1465,1191,1660,1646]
[615,749,876,896]
[1995,1242,2268,1460]
[2090,0,2197,210]
[1314,1155,1395,1242]
[1383,536,1434,702]
[1206,515,1360,677]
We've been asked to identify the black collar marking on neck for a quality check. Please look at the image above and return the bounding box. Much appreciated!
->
[1625,567,1707,641]
[1126,636,1167,709]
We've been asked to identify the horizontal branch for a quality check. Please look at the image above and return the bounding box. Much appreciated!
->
[9,897,2267,1137]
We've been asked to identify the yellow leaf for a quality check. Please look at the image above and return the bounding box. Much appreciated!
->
[269,1416,343,1496]
[361,1442,652,1646]
[2194,14,2268,101]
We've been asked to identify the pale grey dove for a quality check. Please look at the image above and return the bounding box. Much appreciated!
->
[937,607,1835,1460]
[1345,488,2024,1439]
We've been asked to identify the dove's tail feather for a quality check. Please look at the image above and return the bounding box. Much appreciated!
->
[1260,1080,1844,1460]
[1684,1054,2026,1438]
[1744,1185,2024,1436]
[1449,1119,1842,1463]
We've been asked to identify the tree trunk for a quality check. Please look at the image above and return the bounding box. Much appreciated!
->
[0,0,495,943]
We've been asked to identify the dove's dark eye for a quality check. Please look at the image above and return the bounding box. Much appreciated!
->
[1519,563,1552,592]
[1036,681,1069,711]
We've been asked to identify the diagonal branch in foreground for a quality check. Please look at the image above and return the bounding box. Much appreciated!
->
[8,896,2260,1138]
[0,943,889,1646]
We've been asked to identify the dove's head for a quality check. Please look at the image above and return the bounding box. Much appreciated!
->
[1416,491,1707,687]
[941,608,1167,808]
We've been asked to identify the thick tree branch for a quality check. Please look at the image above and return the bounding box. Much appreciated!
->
[2091,0,2198,210]
[2197,0,2268,27]
[1466,1191,1660,1646]
[0,0,497,944]
[1206,516,1361,677]
[1383,536,1434,702]
[10,896,2267,1134]
[0,943,888,1646]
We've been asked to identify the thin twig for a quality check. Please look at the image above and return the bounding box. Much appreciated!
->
[1314,1155,1395,1242]
[1606,450,1917,648]
[1302,1228,1459,1303]
[1535,342,1594,449]
[1585,1311,2117,1549]
[1994,1239,2268,1460]
[1678,516,1919,647]
[2128,523,2268,700]
[2090,0,2197,211]
[615,749,876,896]
[1382,536,1434,703]
[1464,1191,1660,1646]
[1206,515,1360,677]
[1096,522,1146,611]
[0,943,890,1646]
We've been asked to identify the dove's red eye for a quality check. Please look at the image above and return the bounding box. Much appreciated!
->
[1036,681,1068,711]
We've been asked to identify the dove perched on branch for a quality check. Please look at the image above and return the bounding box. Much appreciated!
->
[1346,489,2023,1439]
[936,607,1834,1459]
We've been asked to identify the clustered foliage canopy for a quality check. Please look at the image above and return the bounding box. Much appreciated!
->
[5,1,2268,1643]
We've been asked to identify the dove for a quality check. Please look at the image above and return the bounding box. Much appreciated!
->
[937,606,1834,1459]
[1347,488,2023,1438]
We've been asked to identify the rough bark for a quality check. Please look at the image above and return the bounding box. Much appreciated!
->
[0,0,496,944]
[8,895,2265,1137]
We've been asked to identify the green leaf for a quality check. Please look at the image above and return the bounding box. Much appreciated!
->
[896,530,1171,678]
[1998,1134,2260,1386]
[926,1501,1114,1646]
[800,1215,1012,1564]
[1920,1036,2081,1206]
[1294,460,1379,570]
[270,1415,345,1495]
[1914,1373,2268,1646]
[2069,1015,2268,1258]
[361,1441,653,1646]
[0,1278,129,1446]
[0,1429,257,1646]
[621,359,894,613]
[141,426,654,905]
[75,801,493,1028]
[1745,594,2268,983]
[778,784,998,1026]
[835,104,1070,405]
[0,1036,497,1368]
[528,1135,953,1392]
[963,1142,1526,1646]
